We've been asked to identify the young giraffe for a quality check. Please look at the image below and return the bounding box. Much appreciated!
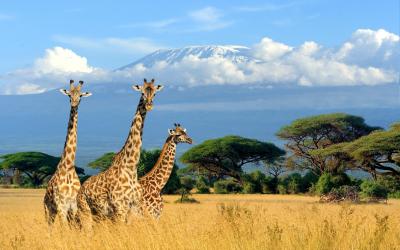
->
[139,123,192,219]
[77,79,163,226]
[44,80,92,225]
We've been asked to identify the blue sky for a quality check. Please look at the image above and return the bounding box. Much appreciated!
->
[1,0,398,71]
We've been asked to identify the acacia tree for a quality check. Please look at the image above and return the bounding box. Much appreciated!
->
[180,135,285,183]
[276,113,378,175]
[313,123,400,179]
[0,152,85,187]
[264,156,286,193]
[89,149,181,194]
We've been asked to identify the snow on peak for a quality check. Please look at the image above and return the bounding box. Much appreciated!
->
[118,45,253,70]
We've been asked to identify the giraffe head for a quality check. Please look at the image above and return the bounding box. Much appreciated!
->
[132,78,163,111]
[59,80,92,107]
[168,123,193,144]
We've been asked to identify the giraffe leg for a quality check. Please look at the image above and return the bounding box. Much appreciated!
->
[43,193,57,226]
[154,201,163,220]
[110,202,129,224]
[67,201,79,228]
[76,193,93,231]
[44,202,57,226]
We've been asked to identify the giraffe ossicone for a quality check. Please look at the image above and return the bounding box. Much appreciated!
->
[43,80,92,226]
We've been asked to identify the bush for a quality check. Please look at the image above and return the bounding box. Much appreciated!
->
[195,176,210,194]
[376,176,400,194]
[279,173,302,194]
[302,171,319,193]
[214,179,242,194]
[243,182,256,194]
[360,180,388,201]
[315,172,351,195]
[241,170,267,194]
[389,191,400,199]
[261,180,273,194]
[277,184,287,194]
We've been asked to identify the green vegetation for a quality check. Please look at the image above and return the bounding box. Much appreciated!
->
[180,135,285,182]
[2,113,398,201]
[313,123,400,179]
[360,180,388,201]
[0,152,84,187]
[277,113,378,175]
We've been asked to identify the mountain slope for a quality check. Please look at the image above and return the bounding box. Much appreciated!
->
[118,45,254,69]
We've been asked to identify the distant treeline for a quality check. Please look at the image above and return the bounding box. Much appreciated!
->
[1,113,399,200]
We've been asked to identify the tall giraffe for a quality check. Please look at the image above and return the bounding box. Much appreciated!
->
[44,80,92,225]
[77,79,163,226]
[139,124,192,219]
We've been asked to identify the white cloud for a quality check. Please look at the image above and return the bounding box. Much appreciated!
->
[0,29,398,95]
[0,47,105,95]
[252,38,293,61]
[188,6,233,31]
[16,84,46,95]
[334,29,399,69]
[33,47,93,74]
[117,29,398,87]
[53,36,166,55]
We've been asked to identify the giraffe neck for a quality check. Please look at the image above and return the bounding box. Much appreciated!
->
[115,95,147,172]
[59,105,78,170]
[142,137,177,192]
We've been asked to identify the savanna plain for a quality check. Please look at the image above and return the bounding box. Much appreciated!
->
[0,189,399,250]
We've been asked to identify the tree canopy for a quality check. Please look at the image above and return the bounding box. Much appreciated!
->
[180,135,285,182]
[0,152,85,187]
[313,123,400,179]
[276,113,378,175]
[89,149,181,194]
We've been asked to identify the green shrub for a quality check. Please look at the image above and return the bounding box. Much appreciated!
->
[315,172,351,195]
[377,176,400,194]
[243,182,256,194]
[242,170,267,194]
[280,173,302,194]
[261,181,273,194]
[213,179,242,194]
[195,176,210,194]
[360,180,388,200]
[389,191,400,199]
[277,184,287,194]
[302,171,319,192]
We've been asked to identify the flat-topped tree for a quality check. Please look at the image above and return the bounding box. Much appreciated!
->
[180,135,285,183]
[313,123,400,179]
[276,113,379,175]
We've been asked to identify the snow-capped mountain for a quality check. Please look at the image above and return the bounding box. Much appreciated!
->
[118,45,253,69]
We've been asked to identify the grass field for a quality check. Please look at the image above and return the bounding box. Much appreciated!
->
[0,189,399,250]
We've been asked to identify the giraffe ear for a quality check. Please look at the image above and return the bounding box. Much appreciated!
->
[155,85,164,92]
[60,89,69,96]
[168,129,175,135]
[81,92,92,97]
[132,85,142,91]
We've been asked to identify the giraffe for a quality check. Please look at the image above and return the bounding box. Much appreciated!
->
[139,123,192,219]
[43,80,92,225]
[77,79,163,226]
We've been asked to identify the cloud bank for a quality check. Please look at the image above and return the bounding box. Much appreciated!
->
[0,29,398,95]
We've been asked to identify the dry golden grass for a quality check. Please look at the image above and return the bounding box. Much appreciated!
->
[0,189,399,250]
